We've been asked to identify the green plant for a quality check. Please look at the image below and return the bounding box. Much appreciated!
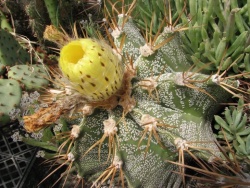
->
[4,0,250,187]
[0,28,27,125]
[0,28,49,125]
[8,64,50,91]
[0,79,22,125]
[1,0,102,43]
[0,29,29,66]
[215,98,250,162]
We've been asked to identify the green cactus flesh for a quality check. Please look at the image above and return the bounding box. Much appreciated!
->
[0,29,30,66]
[15,0,250,187]
[72,108,182,188]
[44,0,59,28]
[0,79,22,126]
[25,0,50,42]
[8,64,50,90]
[0,11,12,31]
[53,17,239,187]
[0,61,5,76]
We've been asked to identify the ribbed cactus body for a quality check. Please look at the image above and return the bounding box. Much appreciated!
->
[68,12,242,186]
[11,0,250,187]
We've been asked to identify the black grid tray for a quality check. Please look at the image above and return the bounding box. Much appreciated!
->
[0,123,37,188]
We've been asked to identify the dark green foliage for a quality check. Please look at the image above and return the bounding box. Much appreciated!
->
[0,62,5,76]
[215,99,250,162]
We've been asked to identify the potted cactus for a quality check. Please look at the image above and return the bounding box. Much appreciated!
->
[0,0,250,187]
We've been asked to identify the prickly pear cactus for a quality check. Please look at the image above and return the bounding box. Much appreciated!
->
[0,29,29,66]
[6,0,250,187]
[8,64,50,90]
[0,27,49,125]
[0,79,22,125]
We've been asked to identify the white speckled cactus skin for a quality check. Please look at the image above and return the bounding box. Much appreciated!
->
[68,15,238,187]
[3,0,250,187]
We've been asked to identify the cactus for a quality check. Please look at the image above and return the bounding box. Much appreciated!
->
[8,64,50,91]
[4,0,250,187]
[0,25,49,125]
[0,29,30,66]
[0,10,12,31]
[1,0,100,43]
[43,0,59,28]
[214,99,250,162]
[0,28,29,124]
[0,79,22,126]
[25,0,50,42]
[0,62,5,76]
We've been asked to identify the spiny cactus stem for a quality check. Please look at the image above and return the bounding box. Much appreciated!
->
[138,114,166,157]
[82,117,118,162]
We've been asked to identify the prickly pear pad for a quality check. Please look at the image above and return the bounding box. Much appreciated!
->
[0,29,29,66]
[0,79,22,125]
[8,64,50,90]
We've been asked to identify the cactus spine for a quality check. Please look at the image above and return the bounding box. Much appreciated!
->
[3,0,250,187]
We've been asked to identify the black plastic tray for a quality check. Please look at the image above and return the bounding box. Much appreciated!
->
[0,123,37,188]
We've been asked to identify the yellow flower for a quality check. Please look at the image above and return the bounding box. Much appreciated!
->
[59,38,124,101]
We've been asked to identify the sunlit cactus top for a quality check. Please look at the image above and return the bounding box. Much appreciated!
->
[59,38,124,101]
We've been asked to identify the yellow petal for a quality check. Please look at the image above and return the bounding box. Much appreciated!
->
[59,38,124,101]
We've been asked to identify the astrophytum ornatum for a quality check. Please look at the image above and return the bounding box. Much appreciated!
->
[59,38,124,101]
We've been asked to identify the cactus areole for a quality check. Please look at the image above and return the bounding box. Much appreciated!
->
[17,2,248,186]
[48,15,238,186]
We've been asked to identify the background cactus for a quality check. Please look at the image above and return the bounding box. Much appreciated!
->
[1,0,250,187]
[8,64,50,91]
[0,79,22,125]
[0,28,24,125]
[1,0,102,43]
[0,29,29,66]
[0,27,49,125]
